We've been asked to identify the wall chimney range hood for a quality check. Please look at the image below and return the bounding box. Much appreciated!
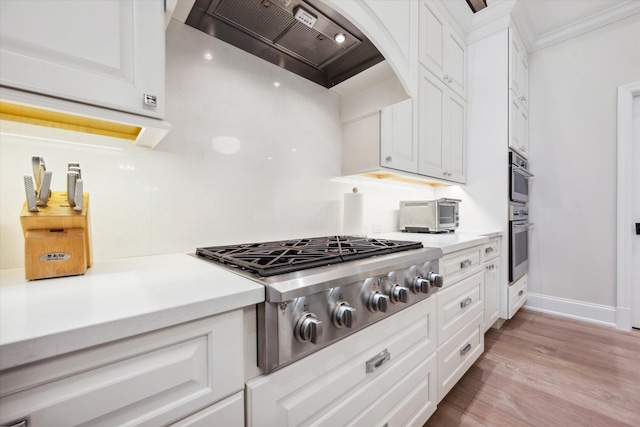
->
[185,0,384,88]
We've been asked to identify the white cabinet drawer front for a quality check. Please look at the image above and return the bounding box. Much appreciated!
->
[482,238,500,261]
[317,344,436,427]
[246,297,436,427]
[170,391,244,427]
[437,271,484,345]
[509,274,528,318]
[441,246,482,285]
[437,312,484,402]
[0,311,243,427]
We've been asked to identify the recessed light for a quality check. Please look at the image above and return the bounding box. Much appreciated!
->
[334,33,346,44]
[273,82,281,88]
[203,52,213,60]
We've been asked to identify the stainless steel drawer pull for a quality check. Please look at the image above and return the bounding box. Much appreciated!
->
[366,349,391,373]
[7,420,28,427]
[485,247,494,254]
[460,343,472,356]
[460,297,472,308]
[518,290,524,297]
[460,259,472,268]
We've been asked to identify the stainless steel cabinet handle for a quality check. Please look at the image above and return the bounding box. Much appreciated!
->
[460,297,472,308]
[385,155,392,162]
[485,247,494,254]
[518,290,524,297]
[366,349,391,373]
[460,343,472,356]
[460,259,472,268]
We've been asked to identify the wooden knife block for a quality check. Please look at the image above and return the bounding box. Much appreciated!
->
[20,191,92,280]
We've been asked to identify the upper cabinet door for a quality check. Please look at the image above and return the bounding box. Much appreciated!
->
[509,27,529,112]
[380,98,418,173]
[418,1,466,99]
[0,0,165,119]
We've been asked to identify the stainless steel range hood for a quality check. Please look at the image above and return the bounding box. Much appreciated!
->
[185,0,384,88]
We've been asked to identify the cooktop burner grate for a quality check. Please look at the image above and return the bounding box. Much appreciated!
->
[196,236,423,277]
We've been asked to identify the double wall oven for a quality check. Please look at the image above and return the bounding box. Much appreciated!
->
[509,151,533,283]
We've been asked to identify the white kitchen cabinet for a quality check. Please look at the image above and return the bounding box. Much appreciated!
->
[509,27,529,112]
[437,312,483,402]
[418,67,467,183]
[437,270,484,346]
[509,273,528,318]
[380,98,418,173]
[418,1,466,99]
[0,311,244,427]
[482,237,501,331]
[246,297,438,427]
[436,245,485,403]
[509,91,530,157]
[0,0,165,119]
[342,98,418,176]
[507,27,530,158]
[170,392,244,427]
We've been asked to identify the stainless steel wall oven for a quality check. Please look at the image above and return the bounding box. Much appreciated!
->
[509,204,532,282]
[510,151,533,204]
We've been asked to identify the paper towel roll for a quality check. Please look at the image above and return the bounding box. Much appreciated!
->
[343,190,364,236]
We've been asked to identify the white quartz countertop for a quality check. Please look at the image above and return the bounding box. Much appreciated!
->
[376,229,501,254]
[0,254,264,371]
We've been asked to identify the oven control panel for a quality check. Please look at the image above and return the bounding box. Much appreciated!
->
[284,261,442,350]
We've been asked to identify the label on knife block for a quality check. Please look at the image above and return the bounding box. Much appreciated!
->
[24,229,87,280]
[20,191,92,280]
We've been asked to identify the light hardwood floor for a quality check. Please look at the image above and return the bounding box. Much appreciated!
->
[424,309,640,427]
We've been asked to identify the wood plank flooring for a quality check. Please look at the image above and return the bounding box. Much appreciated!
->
[424,309,640,427]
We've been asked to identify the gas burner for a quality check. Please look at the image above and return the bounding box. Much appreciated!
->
[196,235,423,276]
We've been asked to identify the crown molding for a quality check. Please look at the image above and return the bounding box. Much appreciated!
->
[530,0,640,52]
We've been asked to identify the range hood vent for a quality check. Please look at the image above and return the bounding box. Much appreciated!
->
[185,0,384,88]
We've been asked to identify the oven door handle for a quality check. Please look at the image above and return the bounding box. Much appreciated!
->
[514,223,535,230]
[513,164,534,178]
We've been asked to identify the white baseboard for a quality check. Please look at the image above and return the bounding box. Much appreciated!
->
[525,293,617,327]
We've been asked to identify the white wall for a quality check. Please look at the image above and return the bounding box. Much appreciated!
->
[528,14,640,313]
[0,20,435,270]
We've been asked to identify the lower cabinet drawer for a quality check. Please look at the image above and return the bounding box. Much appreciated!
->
[437,312,484,403]
[170,391,244,427]
[440,246,483,285]
[509,273,528,318]
[246,297,437,427]
[437,271,484,345]
[0,311,244,427]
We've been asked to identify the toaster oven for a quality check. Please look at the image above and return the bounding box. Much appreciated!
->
[399,198,461,233]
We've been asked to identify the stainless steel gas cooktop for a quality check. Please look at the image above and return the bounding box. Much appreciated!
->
[196,236,444,373]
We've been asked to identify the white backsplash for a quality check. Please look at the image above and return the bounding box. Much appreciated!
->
[0,20,436,270]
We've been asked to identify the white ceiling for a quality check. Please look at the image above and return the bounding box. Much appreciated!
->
[444,0,640,51]
[519,0,630,37]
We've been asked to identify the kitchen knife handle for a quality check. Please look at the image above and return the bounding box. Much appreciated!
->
[24,175,39,212]
[37,170,52,206]
[67,171,79,207]
[74,179,84,212]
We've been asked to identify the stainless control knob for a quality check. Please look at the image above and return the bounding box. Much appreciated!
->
[412,277,430,293]
[294,313,323,344]
[368,291,389,313]
[332,302,356,328]
[427,272,444,288]
[391,284,409,303]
